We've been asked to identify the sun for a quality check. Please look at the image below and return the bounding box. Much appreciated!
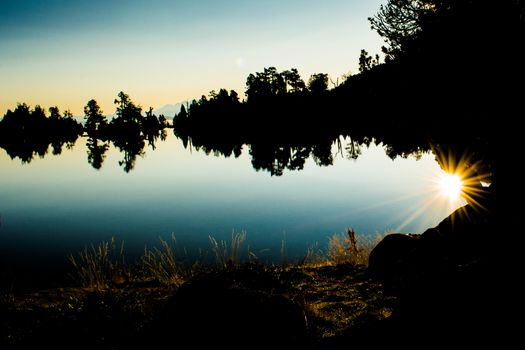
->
[439,173,463,200]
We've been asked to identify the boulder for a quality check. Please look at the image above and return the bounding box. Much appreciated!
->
[366,201,512,345]
[368,233,420,291]
[368,203,495,291]
[155,270,308,348]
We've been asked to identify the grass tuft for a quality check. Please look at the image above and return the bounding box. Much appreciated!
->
[69,237,128,289]
[68,229,382,290]
[327,228,381,266]
[209,231,247,268]
[141,234,184,286]
[298,242,325,266]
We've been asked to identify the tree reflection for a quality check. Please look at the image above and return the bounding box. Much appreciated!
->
[86,138,109,170]
[0,93,169,173]
[249,142,332,176]
[0,104,83,163]
[112,132,145,173]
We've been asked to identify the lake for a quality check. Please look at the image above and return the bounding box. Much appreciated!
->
[0,133,464,287]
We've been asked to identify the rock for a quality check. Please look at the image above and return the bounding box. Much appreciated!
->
[366,201,512,345]
[155,270,308,348]
[368,233,420,291]
[368,203,495,292]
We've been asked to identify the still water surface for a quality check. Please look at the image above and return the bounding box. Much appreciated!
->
[0,134,463,280]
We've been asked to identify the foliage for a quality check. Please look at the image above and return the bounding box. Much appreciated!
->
[2,1,522,184]
[171,67,346,175]
[246,67,286,101]
[368,0,432,56]
[307,73,329,93]
[114,91,142,124]
[84,92,167,172]
[364,0,523,195]
[358,49,380,73]
[0,103,83,162]
[84,99,107,137]
[245,67,330,101]
[282,68,306,93]
[0,91,168,172]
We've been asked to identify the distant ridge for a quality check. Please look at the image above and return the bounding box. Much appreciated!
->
[71,102,188,122]
[154,102,188,119]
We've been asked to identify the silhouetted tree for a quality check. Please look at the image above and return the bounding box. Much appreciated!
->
[0,103,82,162]
[312,142,334,166]
[48,106,64,154]
[84,99,107,137]
[246,67,287,101]
[307,73,329,93]
[358,49,380,73]
[48,106,61,120]
[141,107,166,149]
[63,109,74,119]
[282,68,306,93]
[114,91,143,124]
[1,91,173,171]
[177,105,188,120]
[230,90,240,103]
[368,0,431,57]
[158,115,168,128]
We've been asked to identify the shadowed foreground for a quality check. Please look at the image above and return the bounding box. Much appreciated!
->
[2,199,516,348]
[1,263,394,349]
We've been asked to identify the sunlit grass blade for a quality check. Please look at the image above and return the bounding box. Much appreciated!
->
[209,231,247,268]
[68,237,128,289]
[327,228,381,266]
[141,234,184,286]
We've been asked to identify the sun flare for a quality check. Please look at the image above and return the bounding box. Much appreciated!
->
[439,174,463,200]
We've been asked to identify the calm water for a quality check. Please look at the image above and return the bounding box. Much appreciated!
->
[0,133,464,284]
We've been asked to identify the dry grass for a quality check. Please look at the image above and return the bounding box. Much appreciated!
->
[69,232,254,289]
[280,238,287,265]
[327,228,382,266]
[209,231,248,268]
[68,229,382,289]
[69,237,128,289]
[141,234,184,286]
[298,242,325,266]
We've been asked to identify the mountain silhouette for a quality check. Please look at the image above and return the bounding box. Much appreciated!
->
[154,102,188,120]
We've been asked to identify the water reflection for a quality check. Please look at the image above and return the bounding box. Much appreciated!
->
[0,116,430,176]
[0,104,83,163]
[0,93,487,181]
[178,133,417,177]
[0,95,169,173]
[86,138,109,170]
[0,131,471,292]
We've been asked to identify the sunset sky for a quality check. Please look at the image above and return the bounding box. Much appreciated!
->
[0,0,385,116]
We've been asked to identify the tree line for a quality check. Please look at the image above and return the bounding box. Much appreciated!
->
[0,91,168,172]
[0,104,82,163]
[340,0,523,205]
[173,0,523,186]
[1,0,522,180]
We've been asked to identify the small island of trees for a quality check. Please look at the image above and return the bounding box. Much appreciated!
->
[0,91,168,172]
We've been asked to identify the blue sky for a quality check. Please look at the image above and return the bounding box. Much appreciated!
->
[0,0,386,115]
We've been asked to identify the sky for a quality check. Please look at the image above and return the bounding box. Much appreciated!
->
[0,0,386,116]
